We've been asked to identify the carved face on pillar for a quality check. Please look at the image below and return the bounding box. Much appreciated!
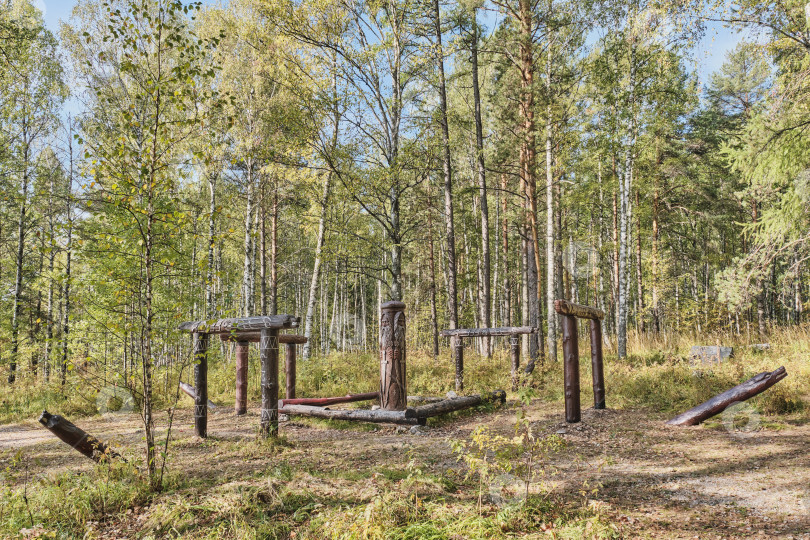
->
[380,301,407,411]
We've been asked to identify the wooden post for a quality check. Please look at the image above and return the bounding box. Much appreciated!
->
[193,332,209,438]
[379,301,407,410]
[510,335,520,391]
[260,328,280,436]
[590,319,605,409]
[561,314,580,423]
[234,341,250,415]
[285,342,296,399]
[454,337,464,392]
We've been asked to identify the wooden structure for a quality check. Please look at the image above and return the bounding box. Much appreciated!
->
[279,391,506,425]
[667,366,787,426]
[279,392,378,408]
[439,326,537,391]
[554,299,606,423]
[179,304,503,432]
[380,301,407,410]
[38,410,122,462]
[218,332,308,414]
[178,315,300,437]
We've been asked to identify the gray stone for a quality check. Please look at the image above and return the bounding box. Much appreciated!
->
[410,425,430,435]
[446,391,458,399]
[689,345,733,365]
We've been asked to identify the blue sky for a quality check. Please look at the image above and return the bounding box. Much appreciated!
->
[39,0,744,87]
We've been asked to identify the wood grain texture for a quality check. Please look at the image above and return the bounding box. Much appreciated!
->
[666,367,788,426]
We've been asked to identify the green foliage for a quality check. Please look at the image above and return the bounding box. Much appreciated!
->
[0,460,151,537]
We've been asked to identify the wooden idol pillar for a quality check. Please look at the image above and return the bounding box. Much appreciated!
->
[193,332,209,437]
[561,315,581,423]
[260,328,280,436]
[285,343,296,399]
[379,301,407,410]
[590,319,605,409]
[234,341,250,415]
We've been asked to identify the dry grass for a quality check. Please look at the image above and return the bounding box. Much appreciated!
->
[1,323,809,538]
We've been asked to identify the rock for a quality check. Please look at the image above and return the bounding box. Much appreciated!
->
[371,405,381,411]
[395,426,409,434]
[410,425,430,435]
[279,414,290,422]
[446,391,458,399]
[556,428,567,435]
[750,343,770,351]
[689,345,733,365]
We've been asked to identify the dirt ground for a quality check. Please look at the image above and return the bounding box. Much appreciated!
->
[2,400,809,539]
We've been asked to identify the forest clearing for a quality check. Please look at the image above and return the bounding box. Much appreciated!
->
[2,0,810,537]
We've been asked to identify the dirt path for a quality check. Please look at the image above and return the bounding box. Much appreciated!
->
[2,402,808,538]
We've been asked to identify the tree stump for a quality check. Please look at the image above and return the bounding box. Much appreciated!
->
[380,301,407,410]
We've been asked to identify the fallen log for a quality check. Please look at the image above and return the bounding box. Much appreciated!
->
[38,411,122,462]
[666,366,788,426]
[407,396,445,404]
[179,381,218,409]
[279,404,421,425]
[279,392,379,407]
[405,390,506,419]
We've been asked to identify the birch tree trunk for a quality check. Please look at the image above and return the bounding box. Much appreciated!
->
[545,36,557,363]
[241,161,255,317]
[617,32,637,360]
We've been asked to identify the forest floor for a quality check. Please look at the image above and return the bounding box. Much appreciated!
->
[2,394,809,539]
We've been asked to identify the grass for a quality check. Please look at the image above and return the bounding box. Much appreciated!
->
[2,323,809,538]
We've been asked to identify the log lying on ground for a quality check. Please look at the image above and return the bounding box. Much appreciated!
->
[405,390,506,419]
[179,381,218,409]
[407,396,445,404]
[279,392,378,407]
[279,404,421,425]
[38,411,122,462]
[666,366,788,426]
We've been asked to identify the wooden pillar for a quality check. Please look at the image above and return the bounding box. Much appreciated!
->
[589,319,605,409]
[561,315,580,423]
[454,337,464,392]
[193,332,209,438]
[379,301,407,410]
[510,335,520,391]
[285,343,296,399]
[234,341,250,415]
[260,328,279,436]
